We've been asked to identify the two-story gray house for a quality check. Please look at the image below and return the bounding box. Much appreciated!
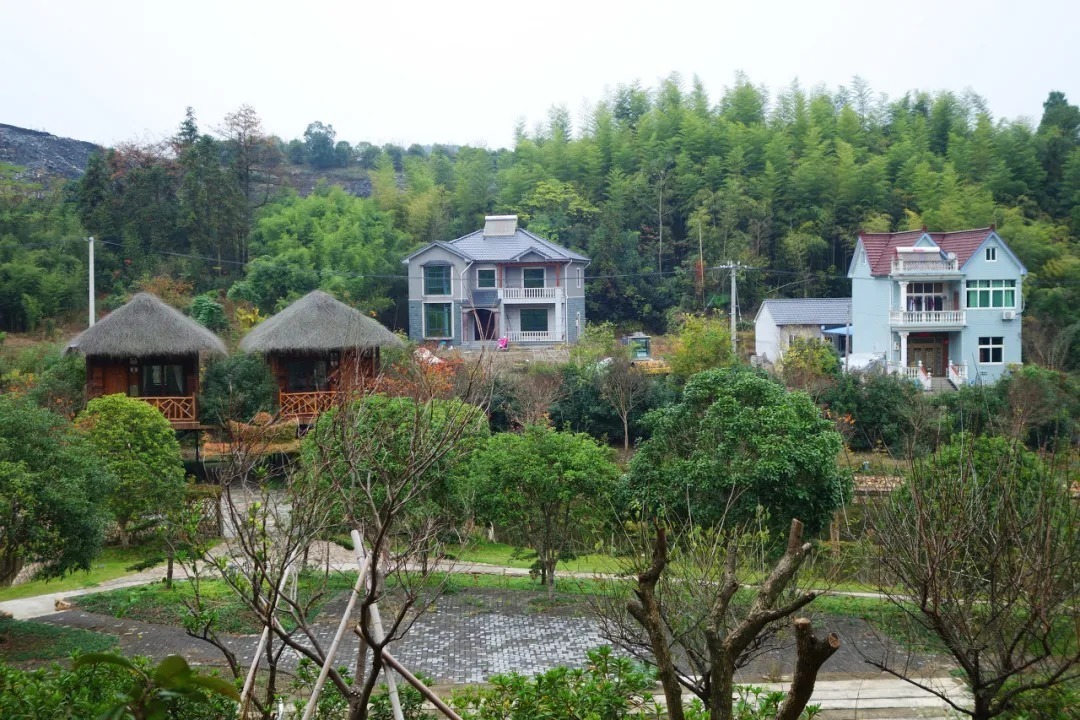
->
[403,216,589,345]
[848,226,1026,387]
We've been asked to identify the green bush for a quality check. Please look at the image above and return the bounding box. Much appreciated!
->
[76,394,187,547]
[451,646,656,719]
[198,353,277,424]
[820,372,920,452]
[25,351,85,418]
[189,293,228,331]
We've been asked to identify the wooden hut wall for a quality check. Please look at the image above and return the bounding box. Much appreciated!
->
[86,355,199,400]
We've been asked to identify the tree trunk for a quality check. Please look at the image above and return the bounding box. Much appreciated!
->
[622,413,630,451]
[776,618,841,720]
[0,551,25,588]
[117,523,130,549]
[708,664,735,720]
[545,557,557,599]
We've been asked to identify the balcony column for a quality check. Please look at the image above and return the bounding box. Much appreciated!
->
[898,281,909,313]
[554,299,563,342]
[899,331,909,366]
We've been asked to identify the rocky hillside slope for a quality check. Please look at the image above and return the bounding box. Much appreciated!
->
[0,122,372,197]
[0,123,101,181]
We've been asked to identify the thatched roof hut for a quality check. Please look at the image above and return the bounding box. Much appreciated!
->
[67,292,227,358]
[239,291,403,354]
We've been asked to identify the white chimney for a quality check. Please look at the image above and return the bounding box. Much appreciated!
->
[483,215,517,237]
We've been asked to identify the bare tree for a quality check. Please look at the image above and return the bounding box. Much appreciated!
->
[174,356,490,720]
[598,355,652,450]
[871,438,1080,720]
[592,516,839,720]
[507,362,565,427]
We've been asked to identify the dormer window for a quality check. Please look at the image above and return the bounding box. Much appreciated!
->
[986,247,997,262]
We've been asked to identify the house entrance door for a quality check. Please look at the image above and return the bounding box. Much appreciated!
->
[908,338,944,376]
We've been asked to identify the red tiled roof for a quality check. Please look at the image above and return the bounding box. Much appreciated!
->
[858,227,994,276]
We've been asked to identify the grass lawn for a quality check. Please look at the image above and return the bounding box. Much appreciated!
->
[450,541,624,574]
[77,572,356,635]
[0,617,116,662]
[0,547,163,602]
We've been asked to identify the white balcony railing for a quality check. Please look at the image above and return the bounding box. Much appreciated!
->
[891,257,959,274]
[889,310,966,325]
[500,287,561,300]
[506,330,564,342]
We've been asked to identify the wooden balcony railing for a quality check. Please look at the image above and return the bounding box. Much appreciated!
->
[140,396,197,424]
[280,390,341,421]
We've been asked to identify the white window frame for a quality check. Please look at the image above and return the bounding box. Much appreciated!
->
[522,266,546,289]
[985,246,997,262]
[966,279,1016,309]
[422,265,453,297]
[476,266,497,289]
[978,336,1004,365]
[576,267,583,289]
[422,301,453,339]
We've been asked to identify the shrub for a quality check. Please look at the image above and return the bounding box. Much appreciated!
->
[198,353,277,425]
[189,293,228,331]
[75,394,187,547]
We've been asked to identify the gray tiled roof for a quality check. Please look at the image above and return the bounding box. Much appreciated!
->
[447,228,588,262]
[758,298,851,325]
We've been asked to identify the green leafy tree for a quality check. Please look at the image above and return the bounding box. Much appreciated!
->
[198,353,277,425]
[778,337,839,400]
[625,368,849,540]
[188,293,228,331]
[0,395,112,586]
[668,314,734,379]
[76,395,187,547]
[303,121,338,169]
[466,424,621,595]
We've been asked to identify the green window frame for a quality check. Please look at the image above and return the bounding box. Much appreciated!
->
[423,265,452,296]
[477,269,496,288]
[519,308,548,333]
[523,268,546,289]
[424,303,452,338]
[966,279,1015,309]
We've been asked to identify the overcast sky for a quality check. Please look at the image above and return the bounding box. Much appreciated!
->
[2,0,1076,149]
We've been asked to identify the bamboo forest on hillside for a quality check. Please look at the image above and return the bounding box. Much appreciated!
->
[2,75,1079,369]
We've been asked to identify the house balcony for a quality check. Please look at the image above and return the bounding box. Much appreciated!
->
[890,257,960,276]
[888,309,966,328]
[499,287,563,302]
[279,390,341,423]
[139,395,199,429]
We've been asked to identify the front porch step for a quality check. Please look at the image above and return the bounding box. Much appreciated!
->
[928,377,956,393]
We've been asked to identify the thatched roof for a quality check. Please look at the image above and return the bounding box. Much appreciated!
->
[67,293,227,358]
[239,291,403,354]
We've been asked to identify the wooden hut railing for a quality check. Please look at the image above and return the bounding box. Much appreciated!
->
[280,390,341,420]
[140,396,197,424]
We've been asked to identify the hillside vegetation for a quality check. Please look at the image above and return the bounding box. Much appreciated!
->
[1,75,1078,369]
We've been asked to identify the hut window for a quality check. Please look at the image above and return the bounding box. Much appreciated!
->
[286,359,329,392]
[141,363,185,396]
[424,266,452,295]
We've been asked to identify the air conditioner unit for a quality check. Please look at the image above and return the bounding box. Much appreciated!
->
[1002,310,1016,321]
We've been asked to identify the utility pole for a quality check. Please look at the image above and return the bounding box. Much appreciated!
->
[87,236,95,327]
[729,261,738,357]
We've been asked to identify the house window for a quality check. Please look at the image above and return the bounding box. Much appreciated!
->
[424,303,452,338]
[523,268,546,289]
[477,269,496,288]
[140,363,185,396]
[906,282,945,311]
[286,359,328,392]
[986,247,997,261]
[423,265,452,295]
[519,308,548,333]
[978,336,1004,364]
[966,280,1016,308]
[576,268,583,289]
